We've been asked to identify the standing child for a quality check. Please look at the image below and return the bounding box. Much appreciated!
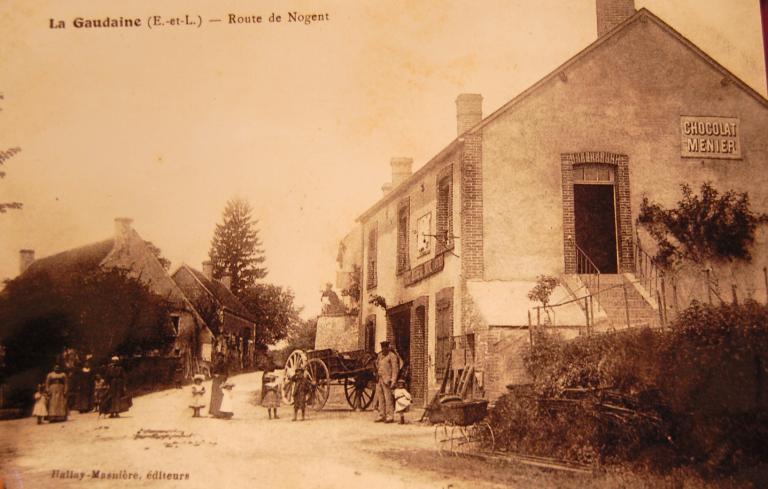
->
[32,384,48,424]
[218,381,235,420]
[93,374,107,415]
[290,366,311,421]
[261,372,281,419]
[189,374,206,417]
[393,379,412,425]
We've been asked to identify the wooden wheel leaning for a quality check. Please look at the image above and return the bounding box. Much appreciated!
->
[282,349,307,404]
[305,358,331,410]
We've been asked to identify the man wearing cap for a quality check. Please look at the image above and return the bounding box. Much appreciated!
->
[375,341,400,423]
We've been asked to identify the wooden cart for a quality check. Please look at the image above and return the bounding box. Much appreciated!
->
[281,348,376,411]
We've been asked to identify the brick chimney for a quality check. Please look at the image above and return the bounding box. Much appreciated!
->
[596,0,635,37]
[114,217,134,242]
[19,249,35,274]
[220,274,232,291]
[390,157,413,188]
[456,93,483,136]
[202,260,214,280]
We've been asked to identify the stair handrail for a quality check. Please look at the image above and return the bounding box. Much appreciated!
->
[634,235,662,302]
[575,244,601,303]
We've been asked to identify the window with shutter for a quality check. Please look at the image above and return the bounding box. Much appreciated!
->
[366,225,378,289]
[396,201,410,274]
[435,288,453,379]
[436,173,453,253]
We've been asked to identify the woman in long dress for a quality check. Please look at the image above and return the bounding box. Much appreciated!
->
[71,363,95,413]
[45,365,68,422]
[101,356,130,418]
[209,357,228,417]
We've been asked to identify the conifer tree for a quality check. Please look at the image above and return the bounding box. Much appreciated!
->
[208,198,267,297]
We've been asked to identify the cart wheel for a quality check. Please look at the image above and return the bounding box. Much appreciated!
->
[434,423,451,456]
[449,425,462,456]
[460,422,495,454]
[305,358,331,410]
[282,350,307,404]
[344,374,375,411]
[480,422,495,452]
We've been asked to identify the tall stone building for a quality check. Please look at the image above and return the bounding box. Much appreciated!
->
[337,1,768,404]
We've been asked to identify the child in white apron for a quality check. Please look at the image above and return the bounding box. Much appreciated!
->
[32,384,48,424]
[393,379,412,425]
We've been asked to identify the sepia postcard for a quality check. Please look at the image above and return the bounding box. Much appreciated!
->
[1,1,767,488]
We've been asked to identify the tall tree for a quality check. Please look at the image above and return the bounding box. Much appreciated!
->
[0,93,22,214]
[208,198,267,297]
[144,240,171,270]
[239,284,302,346]
[0,146,22,214]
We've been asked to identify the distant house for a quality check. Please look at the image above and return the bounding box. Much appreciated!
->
[11,218,213,377]
[172,263,258,371]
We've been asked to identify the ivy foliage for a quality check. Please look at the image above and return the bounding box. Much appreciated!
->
[637,182,768,270]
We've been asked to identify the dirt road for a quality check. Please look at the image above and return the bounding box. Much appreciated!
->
[0,371,496,489]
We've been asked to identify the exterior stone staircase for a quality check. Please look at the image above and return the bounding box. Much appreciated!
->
[580,274,660,329]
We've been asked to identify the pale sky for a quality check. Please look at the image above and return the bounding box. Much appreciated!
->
[0,0,765,317]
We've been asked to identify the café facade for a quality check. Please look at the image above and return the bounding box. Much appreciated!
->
[336,1,768,404]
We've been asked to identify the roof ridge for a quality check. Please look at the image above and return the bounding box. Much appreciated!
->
[356,7,767,223]
[474,7,767,131]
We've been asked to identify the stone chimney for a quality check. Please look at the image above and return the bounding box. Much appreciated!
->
[202,260,214,280]
[19,249,35,274]
[114,217,134,242]
[596,0,635,38]
[456,93,483,136]
[220,274,232,291]
[390,157,413,188]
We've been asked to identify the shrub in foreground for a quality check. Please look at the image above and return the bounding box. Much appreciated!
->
[489,301,768,475]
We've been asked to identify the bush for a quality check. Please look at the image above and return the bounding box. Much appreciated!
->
[490,300,768,475]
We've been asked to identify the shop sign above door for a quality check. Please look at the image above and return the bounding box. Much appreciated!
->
[680,116,741,159]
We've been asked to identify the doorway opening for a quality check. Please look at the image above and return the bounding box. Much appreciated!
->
[388,307,411,389]
[573,164,618,273]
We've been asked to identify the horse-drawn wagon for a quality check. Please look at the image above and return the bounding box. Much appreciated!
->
[281,348,376,410]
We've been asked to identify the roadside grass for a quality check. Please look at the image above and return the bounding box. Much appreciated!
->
[378,448,768,489]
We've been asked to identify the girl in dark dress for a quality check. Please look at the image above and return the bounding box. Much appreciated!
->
[291,366,311,421]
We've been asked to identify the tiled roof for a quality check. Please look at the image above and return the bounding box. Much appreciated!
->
[183,265,255,323]
[23,239,115,282]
